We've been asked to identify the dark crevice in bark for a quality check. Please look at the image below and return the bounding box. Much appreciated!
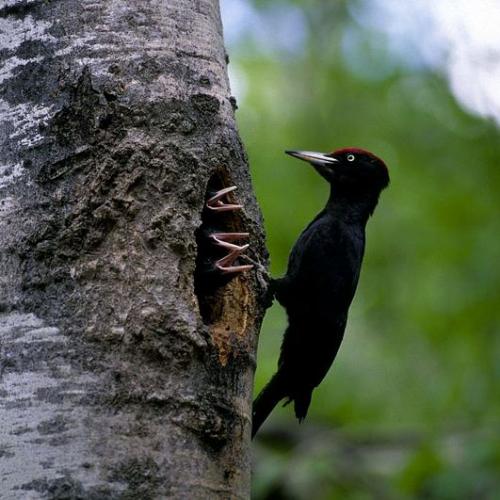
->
[0,0,44,19]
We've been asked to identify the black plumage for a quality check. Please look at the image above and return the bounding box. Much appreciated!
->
[252,147,390,438]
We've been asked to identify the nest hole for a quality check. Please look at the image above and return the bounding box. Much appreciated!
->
[194,171,246,325]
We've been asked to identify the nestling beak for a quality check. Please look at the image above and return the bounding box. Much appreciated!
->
[285,150,339,165]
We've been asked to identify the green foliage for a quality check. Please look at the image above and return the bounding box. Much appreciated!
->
[227,1,500,497]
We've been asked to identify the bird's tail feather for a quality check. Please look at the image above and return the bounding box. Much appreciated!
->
[252,373,285,439]
[293,391,312,422]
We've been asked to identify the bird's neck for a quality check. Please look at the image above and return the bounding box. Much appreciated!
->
[326,186,379,225]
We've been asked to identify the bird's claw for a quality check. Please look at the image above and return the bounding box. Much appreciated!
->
[206,186,243,212]
[210,232,254,274]
[239,254,274,306]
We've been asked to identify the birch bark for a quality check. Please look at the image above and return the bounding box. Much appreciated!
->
[0,1,266,498]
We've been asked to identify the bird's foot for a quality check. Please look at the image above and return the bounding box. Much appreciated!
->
[239,254,275,308]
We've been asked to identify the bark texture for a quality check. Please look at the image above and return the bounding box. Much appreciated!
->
[0,1,267,498]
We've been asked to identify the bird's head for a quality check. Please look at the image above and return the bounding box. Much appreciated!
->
[285,147,390,196]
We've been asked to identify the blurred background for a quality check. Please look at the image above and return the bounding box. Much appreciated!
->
[220,0,500,498]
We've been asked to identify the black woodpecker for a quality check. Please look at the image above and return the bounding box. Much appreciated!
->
[252,147,390,438]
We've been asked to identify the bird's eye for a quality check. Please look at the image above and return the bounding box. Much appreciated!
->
[347,154,355,162]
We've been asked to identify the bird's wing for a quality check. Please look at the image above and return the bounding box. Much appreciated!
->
[294,219,365,314]
[291,215,334,269]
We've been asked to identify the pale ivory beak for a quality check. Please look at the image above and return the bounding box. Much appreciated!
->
[285,150,339,164]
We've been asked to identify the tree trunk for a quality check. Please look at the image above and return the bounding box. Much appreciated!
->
[0,1,266,498]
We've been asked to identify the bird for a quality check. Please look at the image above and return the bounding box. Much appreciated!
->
[195,184,253,296]
[252,147,390,438]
